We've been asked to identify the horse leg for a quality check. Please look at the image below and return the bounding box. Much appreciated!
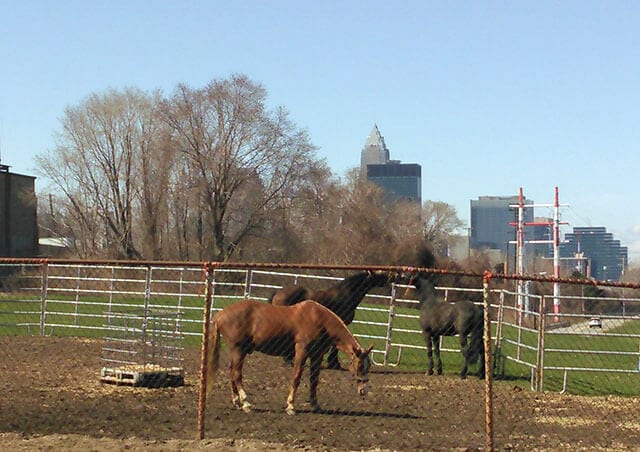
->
[286,345,307,415]
[476,340,486,379]
[308,353,322,412]
[422,331,434,375]
[460,334,468,379]
[326,346,342,370]
[434,336,443,376]
[227,349,241,408]
[229,350,251,412]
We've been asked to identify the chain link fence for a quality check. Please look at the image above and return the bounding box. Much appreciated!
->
[2,259,640,450]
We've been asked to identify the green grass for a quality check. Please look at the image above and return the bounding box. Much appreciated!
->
[3,291,640,395]
[494,318,640,395]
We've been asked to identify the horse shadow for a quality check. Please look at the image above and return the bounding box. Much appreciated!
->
[251,407,424,419]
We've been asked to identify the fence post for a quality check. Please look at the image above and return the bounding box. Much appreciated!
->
[492,290,505,377]
[197,263,214,440]
[244,269,252,299]
[73,266,81,326]
[483,271,494,452]
[383,284,398,366]
[536,295,546,392]
[39,261,49,336]
[142,265,152,360]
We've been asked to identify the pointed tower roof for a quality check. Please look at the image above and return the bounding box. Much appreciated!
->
[364,124,387,150]
[360,124,390,176]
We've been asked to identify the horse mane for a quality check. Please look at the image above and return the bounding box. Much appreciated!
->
[334,271,371,290]
[268,285,308,305]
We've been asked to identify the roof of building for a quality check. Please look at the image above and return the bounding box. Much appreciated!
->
[363,124,387,150]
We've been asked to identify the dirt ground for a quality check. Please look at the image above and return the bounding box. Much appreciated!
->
[1,336,640,451]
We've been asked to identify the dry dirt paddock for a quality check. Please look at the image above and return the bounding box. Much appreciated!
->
[1,336,640,451]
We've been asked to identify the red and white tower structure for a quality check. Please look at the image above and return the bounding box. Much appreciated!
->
[510,187,567,319]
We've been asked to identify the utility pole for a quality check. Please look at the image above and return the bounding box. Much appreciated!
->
[509,187,568,322]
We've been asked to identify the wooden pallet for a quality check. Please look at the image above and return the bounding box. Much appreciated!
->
[100,365,184,388]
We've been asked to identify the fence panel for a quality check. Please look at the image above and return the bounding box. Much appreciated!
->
[4,260,640,450]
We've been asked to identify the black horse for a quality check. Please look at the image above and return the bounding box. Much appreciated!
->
[411,272,485,379]
[269,270,395,369]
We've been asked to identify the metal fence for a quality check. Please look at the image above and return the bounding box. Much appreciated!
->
[3,259,640,449]
[2,261,640,395]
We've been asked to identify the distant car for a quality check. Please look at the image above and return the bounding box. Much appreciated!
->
[589,317,603,328]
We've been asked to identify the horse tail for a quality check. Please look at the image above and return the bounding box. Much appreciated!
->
[205,317,221,398]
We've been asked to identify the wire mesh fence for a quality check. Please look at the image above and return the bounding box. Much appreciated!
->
[2,259,640,450]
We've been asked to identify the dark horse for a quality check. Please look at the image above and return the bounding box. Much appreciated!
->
[269,270,394,369]
[206,299,373,415]
[412,273,485,379]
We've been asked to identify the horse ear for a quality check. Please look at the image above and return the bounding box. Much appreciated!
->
[366,344,374,354]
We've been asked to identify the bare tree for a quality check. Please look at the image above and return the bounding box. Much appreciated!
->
[421,200,464,256]
[303,170,423,265]
[136,112,175,260]
[159,75,318,262]
[36,88,163,258]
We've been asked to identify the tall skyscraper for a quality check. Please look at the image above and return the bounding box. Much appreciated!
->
[360,125,422,204]
[470,195,534,257]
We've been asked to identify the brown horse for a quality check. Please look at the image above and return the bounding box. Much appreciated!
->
[206,299,374,415]
[269,270,395,369]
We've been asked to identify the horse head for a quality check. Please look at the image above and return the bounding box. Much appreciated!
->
[395,269,439,303]
[370,270,400,287]
[350,344,374,397]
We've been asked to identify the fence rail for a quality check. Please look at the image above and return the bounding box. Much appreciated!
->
[2,261,640,396]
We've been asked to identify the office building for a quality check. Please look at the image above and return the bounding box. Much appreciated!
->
[560,226,628,281]
[470,195,534,259]
[360,125,421,204]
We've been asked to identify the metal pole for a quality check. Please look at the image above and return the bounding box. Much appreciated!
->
[535,295,546,392]
[483,271,494,452]
[553,187,561,321]
[197,264,214,440]
[492,291,505,377]
[244,269,252,299]
[39,261,49,336]
[516,188,525,322]
[383,284,398,366]
[142,266,152,363]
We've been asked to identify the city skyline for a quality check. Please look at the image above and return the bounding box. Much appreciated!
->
[2,2,639,262]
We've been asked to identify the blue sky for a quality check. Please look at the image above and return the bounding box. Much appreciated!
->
[2,1,640,263]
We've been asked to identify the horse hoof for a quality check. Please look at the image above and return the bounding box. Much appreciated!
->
[242,403,252,413]
[427,370,434,376]
[285,406,296,416]
[310,403,321,413]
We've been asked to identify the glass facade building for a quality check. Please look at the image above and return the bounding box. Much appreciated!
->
[367,162,422,204]
[360,125,421,205]
[560,226,628,281]
[470,195,534,256]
